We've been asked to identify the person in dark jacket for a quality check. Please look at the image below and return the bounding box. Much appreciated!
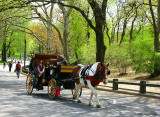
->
[55,52,68,67]
[16,61,21,78]
[3,62,6,69]
[8,61,12,72]
[54,52,68,75]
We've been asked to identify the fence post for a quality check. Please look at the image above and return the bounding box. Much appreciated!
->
[140,81,146,94]
[113,79,118,90]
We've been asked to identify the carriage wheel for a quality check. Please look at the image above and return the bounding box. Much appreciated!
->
[72,87,82,99]
[48,79,57,99]
[26,74,33,94]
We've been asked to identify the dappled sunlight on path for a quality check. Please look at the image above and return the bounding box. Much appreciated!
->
[0,65,160,117]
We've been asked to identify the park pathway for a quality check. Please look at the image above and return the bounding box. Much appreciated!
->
[0,65,160,117]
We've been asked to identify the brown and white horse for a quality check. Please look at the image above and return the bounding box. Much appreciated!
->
[72,62,110,108]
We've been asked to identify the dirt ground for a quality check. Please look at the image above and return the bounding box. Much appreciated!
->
[109,67,160,81]
[106,67,160,94]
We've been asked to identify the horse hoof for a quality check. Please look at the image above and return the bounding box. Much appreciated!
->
[78,100,82,103]
[73,96,76,100]
[96,105,101,108]
[89,103,93,106]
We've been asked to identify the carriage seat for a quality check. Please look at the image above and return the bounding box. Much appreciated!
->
[58,66,75,79]
[60,66,75,73]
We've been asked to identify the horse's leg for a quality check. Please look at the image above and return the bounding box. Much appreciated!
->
[86,80,101,108]
[75,83,82,103]
[89,91,94,106]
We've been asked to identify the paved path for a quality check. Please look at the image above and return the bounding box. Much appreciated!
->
[0,65,160,117]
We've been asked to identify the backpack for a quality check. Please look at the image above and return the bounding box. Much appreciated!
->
[16,64,20,71]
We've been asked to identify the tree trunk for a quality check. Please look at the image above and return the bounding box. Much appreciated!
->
[47,23,52,53]
[2,42,6,61]
[39,44,41,53]
[95,26,106,62]
[119,18,127,45]
[106,23,111,46]
[111,27,116,43]
[117,21,120,43]
[63,13,70,62]
[88,0,107,63]
[149,0,159,51]
[2,49,3,61]
[130,14,137,42]
[58,0,72,62]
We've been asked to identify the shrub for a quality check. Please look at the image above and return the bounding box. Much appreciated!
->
[105,43,131,74]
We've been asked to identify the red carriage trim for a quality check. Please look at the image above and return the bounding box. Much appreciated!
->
[86,75,102,82]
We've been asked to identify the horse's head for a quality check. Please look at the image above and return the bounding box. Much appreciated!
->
[96,62,110,84]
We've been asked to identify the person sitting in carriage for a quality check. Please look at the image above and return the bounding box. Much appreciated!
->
[37,61,45,87]
[54,52,68,74]
[29,57,35,74]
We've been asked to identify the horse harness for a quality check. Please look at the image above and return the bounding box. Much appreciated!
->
[80,64,105,84]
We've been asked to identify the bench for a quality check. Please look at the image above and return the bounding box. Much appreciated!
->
[60,66,75,73]
[57,66,75,80]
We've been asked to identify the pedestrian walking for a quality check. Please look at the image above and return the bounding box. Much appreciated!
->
[11,59,13,64]
[3,62,6,69]
[15,61,21,78]
[8,61,12,72]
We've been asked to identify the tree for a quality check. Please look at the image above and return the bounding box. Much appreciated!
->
[149,0,160,51]
[58,0,73,62]
[53,0,108,63]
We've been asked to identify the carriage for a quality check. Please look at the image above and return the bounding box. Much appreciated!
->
[26,53,82,99]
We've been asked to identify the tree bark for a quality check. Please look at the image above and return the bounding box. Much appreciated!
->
[117,21,120,43]
[119,18,127,45]
[63,14,70,62]
[149,0,159,51]
[2,42,6,61]
[88,0,107,62]
[58,0,73,62]
[96,28,106,62]
[130,13,137,42]
[106,24,111,46]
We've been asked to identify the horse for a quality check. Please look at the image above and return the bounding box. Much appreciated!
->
[72,62,110,108]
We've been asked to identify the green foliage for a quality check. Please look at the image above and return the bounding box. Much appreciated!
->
[131,29,155,75]
[105,42,131,74]
[105,26,157,76]
[153,53,160,76]
[69,9,95,64]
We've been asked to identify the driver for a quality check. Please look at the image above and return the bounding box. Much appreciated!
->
[54,52,68,74]
[55,52,68,67]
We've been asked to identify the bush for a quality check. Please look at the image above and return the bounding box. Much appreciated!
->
[153,53,160,76]
[131,32,155,75]
[105,43,131,74]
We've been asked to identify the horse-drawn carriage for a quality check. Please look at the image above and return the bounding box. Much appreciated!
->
[26,53,82,99]
[26,53,110,108]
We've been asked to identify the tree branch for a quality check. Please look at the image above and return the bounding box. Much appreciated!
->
[54,1,96,31]
[12,24,47,49]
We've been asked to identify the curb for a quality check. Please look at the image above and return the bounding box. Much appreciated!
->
[96,87,160,99]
